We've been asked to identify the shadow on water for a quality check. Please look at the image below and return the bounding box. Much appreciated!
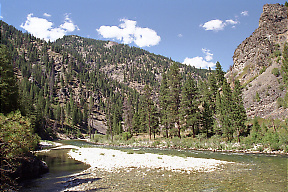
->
[20,148,90,192]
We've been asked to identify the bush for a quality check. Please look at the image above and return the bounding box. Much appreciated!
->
[0,111,40,158]
[0,111,40,189]
[255,92,261,102]
[277,97,284,108]
[152,140,160,147]
[260,66,267,74]
[271,68,280,77]
[273,50,282,57]
[122,132,132,141]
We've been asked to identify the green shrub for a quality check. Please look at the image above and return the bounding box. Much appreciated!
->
[122,132,132,141]
[260,66,267,74]
[277,97,284,108]
[273,50,282,57]
[255,92,261,102]
[152,140,160,147]
[0,111,40,158]
[271,68,280,77]
[127,150,134,154]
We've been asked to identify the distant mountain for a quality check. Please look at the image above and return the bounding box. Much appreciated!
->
[226,3,288,119]
[53,35,209,91]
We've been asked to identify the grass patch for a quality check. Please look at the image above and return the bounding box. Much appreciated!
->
[72,148,79,152]
[127,150,134,154]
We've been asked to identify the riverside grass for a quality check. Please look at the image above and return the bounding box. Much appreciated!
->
[88,130,288,154]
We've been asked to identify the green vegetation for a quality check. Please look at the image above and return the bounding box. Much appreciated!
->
[259,66,267,74]
[90,116,288,152]
[0,44,40,190]
[271,68,280,77]
[255,92,261,102]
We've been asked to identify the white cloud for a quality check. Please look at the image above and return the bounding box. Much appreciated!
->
[225,19,238,25]
[20,13,79,41]
[43,13,51,17]
[201,19,225,31]
[183,48,216,69]
[60,14,79,32]
[97,19,161,47]
[202,48,213,61]
[201,19,238,31]
[178,33,183,37]
[241,11,249,16]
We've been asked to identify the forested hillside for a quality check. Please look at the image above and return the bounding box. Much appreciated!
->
[1,16,287,147]
[0,20,211,140]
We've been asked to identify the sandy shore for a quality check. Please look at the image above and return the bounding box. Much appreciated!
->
[67,147,231,173]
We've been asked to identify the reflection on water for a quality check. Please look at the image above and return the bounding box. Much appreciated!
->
[20,148,89,192]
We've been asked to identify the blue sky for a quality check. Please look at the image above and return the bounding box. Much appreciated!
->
[0,0,286,71]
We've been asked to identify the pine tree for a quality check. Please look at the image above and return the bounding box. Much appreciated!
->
[180,75,199,138]
[198,79,214,137]
[282,43,288,85]
[207,73,218,112]
[167,63,182,138]
[232,80,247,142]
[123,96,133,133]
[151,104,159,139]
[201,100,213,137]
[142,84,155,140]
[215,61,225,87]
[132,112,141,134]
[221,79,234,141]
[0,44,18,114]
[159,73,170,138]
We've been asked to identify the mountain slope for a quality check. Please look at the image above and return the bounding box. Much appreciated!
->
[226,3,288,119]
[0,20,210,138]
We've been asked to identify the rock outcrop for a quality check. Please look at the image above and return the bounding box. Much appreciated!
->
[227,4,288,119]
[231,4,288,80]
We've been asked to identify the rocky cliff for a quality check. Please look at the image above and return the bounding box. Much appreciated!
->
[227,3,288,119]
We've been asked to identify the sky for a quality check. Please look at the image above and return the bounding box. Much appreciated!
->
[0,0,286,71]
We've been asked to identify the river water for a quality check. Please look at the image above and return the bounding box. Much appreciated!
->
[20,140,287,191]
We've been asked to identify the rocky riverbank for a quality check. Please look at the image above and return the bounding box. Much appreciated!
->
[62,146,231,191]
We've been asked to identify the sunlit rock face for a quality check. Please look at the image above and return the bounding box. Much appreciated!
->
[227,4,288,119]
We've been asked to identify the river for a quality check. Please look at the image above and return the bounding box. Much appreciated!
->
[20,140,287,191]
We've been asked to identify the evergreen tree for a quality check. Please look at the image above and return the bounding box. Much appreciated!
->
[215,61,225,87]
[0,44,18,114]
[232,80,247,142]
[167,63,182,138]
[132,112,141,133]
[142,84,157,140]
[180,75,199,138]
[201,100,213,137]
[123,96,133,133]
[282,43,288,85]
[159,73,170,138]
[198,79,214,137]
[221,79,234,141]
[151,104,159,139]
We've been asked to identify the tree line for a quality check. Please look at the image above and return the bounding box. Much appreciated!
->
[120,62,247,142]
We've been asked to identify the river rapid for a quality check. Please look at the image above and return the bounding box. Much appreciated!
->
[20,140,287,191]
